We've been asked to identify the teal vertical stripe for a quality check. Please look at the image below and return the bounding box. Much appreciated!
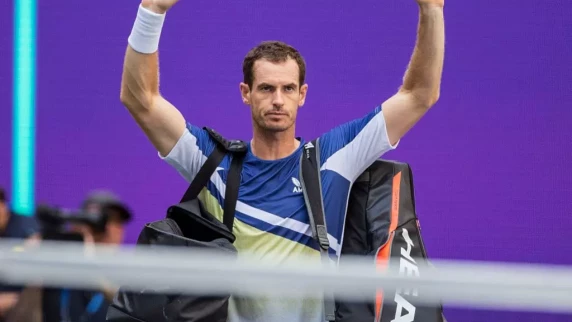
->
[12,0,37,216]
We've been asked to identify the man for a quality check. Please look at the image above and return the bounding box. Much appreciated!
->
[40,190,133,322]
[121,0,444,320]
[0,188,39,321]
[79,190,133,246]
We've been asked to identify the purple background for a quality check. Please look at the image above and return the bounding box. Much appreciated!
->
[2,0,571,321]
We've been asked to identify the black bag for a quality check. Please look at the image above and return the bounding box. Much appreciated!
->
[106,128,247,322]
[299,139,447,322]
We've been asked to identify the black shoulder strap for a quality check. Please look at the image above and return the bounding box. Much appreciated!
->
[179,127,247,232]
[223,150,244,231]
[300,140,330,251]
[180,143,226,204]
[299,139,336,322]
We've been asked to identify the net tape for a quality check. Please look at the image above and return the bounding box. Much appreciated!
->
[0,239,571,314]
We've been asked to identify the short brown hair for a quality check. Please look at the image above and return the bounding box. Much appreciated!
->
[242,41,306,89]
[0,187,5,202]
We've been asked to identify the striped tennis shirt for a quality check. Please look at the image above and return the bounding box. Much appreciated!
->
[160,105,398,322]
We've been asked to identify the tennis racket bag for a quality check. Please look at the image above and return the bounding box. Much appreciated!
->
[106,128,246,322]
[300,139,446,322]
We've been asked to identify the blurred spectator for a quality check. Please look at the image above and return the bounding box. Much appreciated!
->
[3,190,133,322]
[78,190,133,246]
[0,187,40,322]
[41,190,133,322]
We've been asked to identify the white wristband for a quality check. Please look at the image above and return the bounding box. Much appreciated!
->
[128,5,166,54]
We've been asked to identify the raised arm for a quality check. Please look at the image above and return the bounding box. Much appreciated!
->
[382,0,445,146]
[120,0,185,157]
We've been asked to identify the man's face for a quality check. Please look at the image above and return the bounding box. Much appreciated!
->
[103,217,125,245]
[71,208,125,245]
[240,58,308,133]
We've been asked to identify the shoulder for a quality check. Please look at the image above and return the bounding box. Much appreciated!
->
[158,123,217,180]
[160,123,211,157]
[159,123,248,184]
[316,106,396,181]
[161,124,246,162]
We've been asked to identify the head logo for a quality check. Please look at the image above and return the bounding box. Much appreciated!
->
[392,227,419,322]
[292,177,303,193]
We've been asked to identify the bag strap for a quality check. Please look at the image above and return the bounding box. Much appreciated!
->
[299,139,336,322]
[179,127,247,232]
[223,150,244,231]
[179,143,226,203]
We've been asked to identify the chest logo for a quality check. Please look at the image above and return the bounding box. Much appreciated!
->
[292,177,303,193]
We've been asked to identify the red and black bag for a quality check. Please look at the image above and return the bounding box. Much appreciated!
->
[300,139,447,322]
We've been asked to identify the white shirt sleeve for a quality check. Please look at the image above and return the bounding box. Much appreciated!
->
[159,123,217,183]
[319,106,399,182]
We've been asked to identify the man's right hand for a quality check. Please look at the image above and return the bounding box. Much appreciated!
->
[141,0,180,14]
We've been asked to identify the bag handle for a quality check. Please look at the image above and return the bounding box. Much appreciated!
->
[299,139,336,322]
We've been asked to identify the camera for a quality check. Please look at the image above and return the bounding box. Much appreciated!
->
[35,204,109,242]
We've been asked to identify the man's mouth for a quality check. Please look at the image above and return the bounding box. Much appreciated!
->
[266,112,287,116]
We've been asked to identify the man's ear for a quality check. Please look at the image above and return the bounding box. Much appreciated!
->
[239,82,251,105]
[299,83,309,107]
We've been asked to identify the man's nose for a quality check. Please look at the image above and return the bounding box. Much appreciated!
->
[272,91,284,107]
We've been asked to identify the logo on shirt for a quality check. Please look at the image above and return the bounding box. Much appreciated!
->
[292,177,303,193]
